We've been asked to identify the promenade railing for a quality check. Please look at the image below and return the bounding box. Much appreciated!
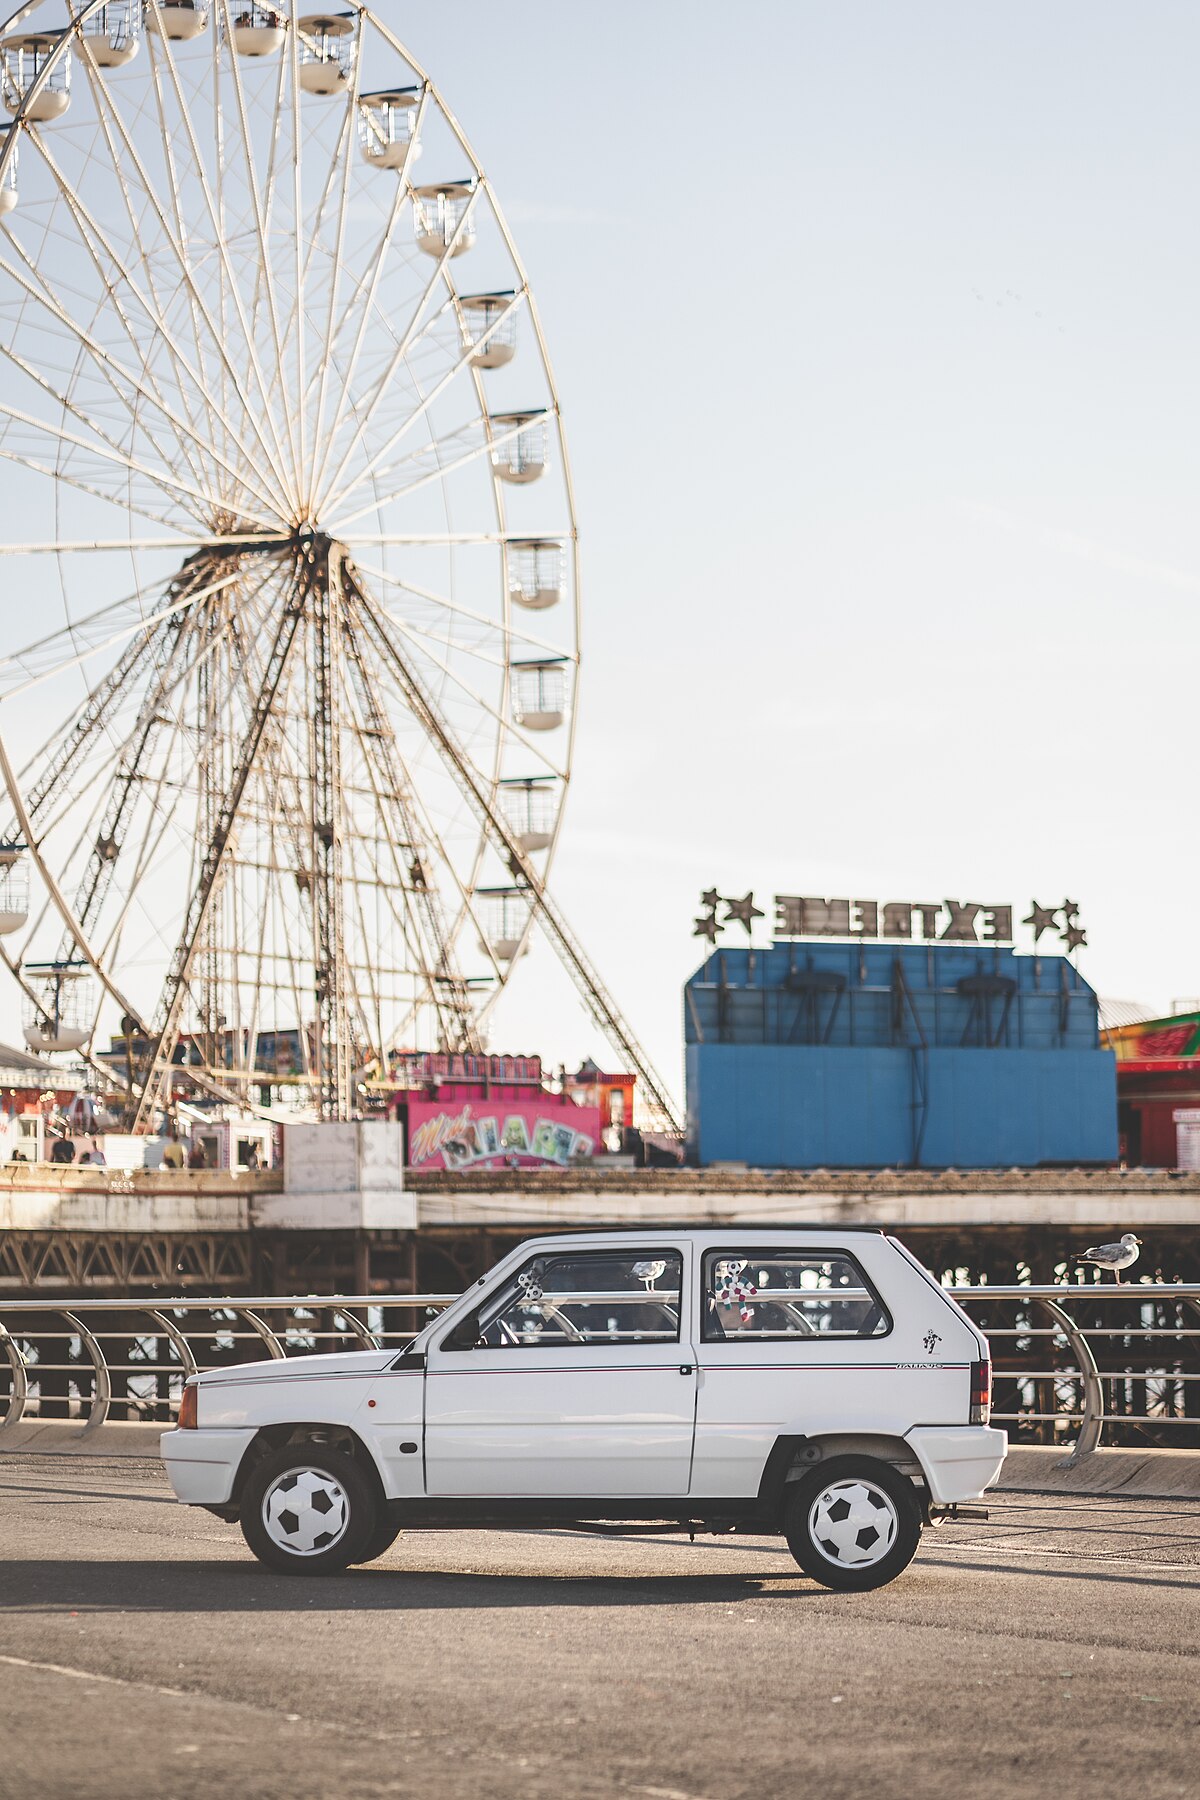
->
[1,1283,1198,1458]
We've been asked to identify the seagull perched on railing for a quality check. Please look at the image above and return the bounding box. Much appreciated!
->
[1078,1233,1142,1282]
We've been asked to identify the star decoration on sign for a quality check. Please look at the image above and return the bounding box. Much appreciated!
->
[1063,925,1087,952]
[693,912,720,944]
[1023,902,1059,943]
[700,889,721,912]
[1061,898,1081,923]
[723,892,764,936]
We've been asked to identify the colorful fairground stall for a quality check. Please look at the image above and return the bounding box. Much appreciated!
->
[1103,1009,1200,1168]
[385,1052,606,1172]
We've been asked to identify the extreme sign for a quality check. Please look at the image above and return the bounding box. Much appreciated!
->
[693,891,1087,952]
[774,897,1013,942]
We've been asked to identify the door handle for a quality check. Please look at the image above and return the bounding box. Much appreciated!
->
[679,1364,694,1376]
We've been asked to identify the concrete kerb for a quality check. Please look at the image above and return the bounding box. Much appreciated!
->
[0,1418,164,1456]
[998,1444,1200,1500]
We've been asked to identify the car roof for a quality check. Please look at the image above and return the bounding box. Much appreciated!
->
[515,1225,889,1245]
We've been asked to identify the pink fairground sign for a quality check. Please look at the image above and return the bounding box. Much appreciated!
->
[405,1097,601,1171]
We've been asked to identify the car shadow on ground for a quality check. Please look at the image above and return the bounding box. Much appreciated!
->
[0,1557,819,1612]
[2,1550,1197,1612]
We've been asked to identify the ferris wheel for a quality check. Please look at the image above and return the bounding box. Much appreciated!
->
[0,0,680,1130]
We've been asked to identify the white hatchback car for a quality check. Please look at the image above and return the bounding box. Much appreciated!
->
[162,1228,1006,1590]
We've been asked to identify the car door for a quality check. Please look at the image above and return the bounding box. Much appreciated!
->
[690,1242,894,1498]
[424,1244,696,1498]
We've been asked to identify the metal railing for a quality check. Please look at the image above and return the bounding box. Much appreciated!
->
[0,1283,1197,1459]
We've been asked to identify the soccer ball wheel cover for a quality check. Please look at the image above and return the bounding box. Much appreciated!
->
[262,1466,352,1557]
[807,1477,899,1568]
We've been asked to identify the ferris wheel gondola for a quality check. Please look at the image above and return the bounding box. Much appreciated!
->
[0,0,680,1132]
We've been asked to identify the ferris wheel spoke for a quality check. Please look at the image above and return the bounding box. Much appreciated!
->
[0,560,242,701]
[129,21,299,498]
[243,31,289,355]
[0,438,191,534]
[22,135,208,507]
[250,69,331,456]
[0,271,216,522]
[0,533,283,555]
[331,408,544,533]
[145,26,265,492]
[214,0,301,495]
[346,531,506,546]
[322,286,529,523]
[356,562,569,664]
[307,84,432,505]
[285,3,309,501]
[36,80,220,508]
[0,219,282,522]
[380,611,568,778]
[313,175,486,516]
[0,332,277,526]
[302,44,364,516]
[143,31,233,481]
[245,26,363,450]
[0,174,284,519]
[340,601,480,1052]
[28,122,280,518]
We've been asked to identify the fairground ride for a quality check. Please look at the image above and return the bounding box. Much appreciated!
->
[0,1,680,1131]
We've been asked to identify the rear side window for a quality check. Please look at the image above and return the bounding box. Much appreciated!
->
[701,1248,889,1341]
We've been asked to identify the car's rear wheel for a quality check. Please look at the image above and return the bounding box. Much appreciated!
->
[783,1455,922,1591]
[240,1445,378,1575]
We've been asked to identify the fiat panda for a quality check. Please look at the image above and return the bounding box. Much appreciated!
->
[161,1227,1005,1591]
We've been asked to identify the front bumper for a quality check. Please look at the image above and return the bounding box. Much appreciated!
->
[905,1425,1007,1505]
[161,1426,258,1506]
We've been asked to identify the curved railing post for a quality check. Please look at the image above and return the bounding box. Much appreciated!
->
[60,1309,112,1435]
[0,1317,29,1433]
[330,1307,380,1350]
[148,1307,198,1377]
[234,1307,286,1359]
[1036,1296,1104,1466]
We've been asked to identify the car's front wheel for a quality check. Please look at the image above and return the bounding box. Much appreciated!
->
[353,1517,404,1565]
[783,1455,922,1591]
[240,1445,378,1575]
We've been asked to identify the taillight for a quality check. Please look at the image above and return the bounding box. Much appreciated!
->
[969,1359,991,1425]
[178,1382,198,1430]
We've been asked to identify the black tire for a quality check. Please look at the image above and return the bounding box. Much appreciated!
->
[353,1516,404,1565]
[783,1455,922,1592]
[240,1445,378,1575]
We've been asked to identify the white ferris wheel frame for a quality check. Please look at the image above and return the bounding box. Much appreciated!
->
[0,0,680,1131]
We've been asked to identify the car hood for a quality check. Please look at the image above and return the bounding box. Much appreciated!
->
[197,1348,396,1383]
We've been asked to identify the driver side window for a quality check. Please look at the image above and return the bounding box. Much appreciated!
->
[475,1250,683,1348]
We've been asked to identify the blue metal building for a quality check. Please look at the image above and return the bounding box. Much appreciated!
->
[685,942,1117,1169]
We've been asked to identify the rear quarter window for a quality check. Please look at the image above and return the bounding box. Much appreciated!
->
[701,1247,891,1342]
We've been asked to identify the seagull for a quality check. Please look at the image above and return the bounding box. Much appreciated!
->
[1078,1233,1142,1282]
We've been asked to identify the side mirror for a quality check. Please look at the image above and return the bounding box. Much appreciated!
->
[442,1309,482,1352]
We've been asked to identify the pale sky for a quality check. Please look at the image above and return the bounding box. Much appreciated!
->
[3,3,1198,1112]
[459,0,1200,1098]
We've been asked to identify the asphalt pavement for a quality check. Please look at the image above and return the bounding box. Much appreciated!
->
[0,1453,1197,1800]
